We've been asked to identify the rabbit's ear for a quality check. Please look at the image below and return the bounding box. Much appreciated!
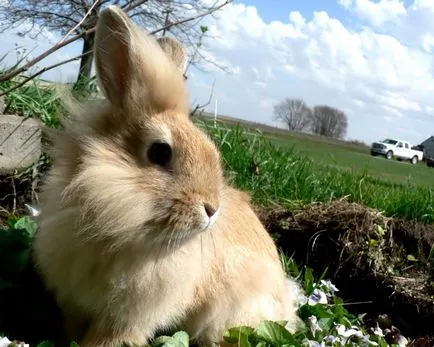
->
[94,6,189,113]
[94,5,135,108]
[157,37,188,75]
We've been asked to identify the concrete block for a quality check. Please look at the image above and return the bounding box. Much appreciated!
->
[0,114,42,175]
[0,94,5,114]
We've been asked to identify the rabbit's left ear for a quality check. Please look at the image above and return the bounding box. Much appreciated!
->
[94,6,189,113]
[94,5,136,108]
[157,37,188,76]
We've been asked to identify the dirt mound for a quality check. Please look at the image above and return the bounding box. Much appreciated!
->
[257,198,434,339]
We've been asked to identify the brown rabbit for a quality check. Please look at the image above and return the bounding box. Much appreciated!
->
[32,5,300,347]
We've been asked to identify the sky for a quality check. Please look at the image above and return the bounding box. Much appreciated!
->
[1,0,434,146]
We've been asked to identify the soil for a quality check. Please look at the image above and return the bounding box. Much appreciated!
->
[256,198,434,343]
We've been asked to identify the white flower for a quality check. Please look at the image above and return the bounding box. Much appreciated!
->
[303,340,325,347]
[308,289,328,305]
[0,336,29,347]
[335,324,366,345]
[397,335,408,347]
[361,334,379,346]
[344,329,364,338]
[320,280,339,295]
[308,315,323,336]
[0,337,12,347]
[373,324,384,337]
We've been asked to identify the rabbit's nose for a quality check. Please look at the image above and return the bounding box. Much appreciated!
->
[203,203,217,218]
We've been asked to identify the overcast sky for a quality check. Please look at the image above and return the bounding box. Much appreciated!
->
[1,0,434,145]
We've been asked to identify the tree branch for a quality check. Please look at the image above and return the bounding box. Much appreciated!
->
[59,0,100,44]
[0,28,94,83]
[0,0,232,84]
[190,79,216,117]
[151,0,232,35]
[122,0,149,12]
[0,52,91,97]
[33,11,81,26]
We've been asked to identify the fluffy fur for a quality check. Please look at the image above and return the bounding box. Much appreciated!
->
[32,5,300,347]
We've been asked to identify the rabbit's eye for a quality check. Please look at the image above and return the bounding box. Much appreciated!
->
[147,142,172,167]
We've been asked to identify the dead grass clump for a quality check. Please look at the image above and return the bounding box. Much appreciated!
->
[257,197,434,338]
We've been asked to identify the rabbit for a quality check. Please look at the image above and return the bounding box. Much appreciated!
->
[31,5,301,347]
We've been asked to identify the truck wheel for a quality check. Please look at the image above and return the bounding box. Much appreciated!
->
[411,156,418,165]
[386,151,393,160]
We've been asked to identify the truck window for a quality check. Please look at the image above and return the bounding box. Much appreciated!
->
[383,139,398,145]
[397,142,403,148]
[405,143,409,149]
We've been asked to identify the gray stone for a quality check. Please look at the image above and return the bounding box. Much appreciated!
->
[0,94,5,114]
[0,114,42,175]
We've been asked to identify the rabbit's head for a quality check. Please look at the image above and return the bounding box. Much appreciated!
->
[58,6,224,249]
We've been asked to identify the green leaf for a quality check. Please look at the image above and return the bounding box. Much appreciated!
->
[152,336,173,347]
[200,25,208,34]
[299,303,334,321]
[172,331,189,347]
[224,326,254,344]
[238,331,252,347]
[254,321,294,346]
[303,267,314,295]
[152,332,189,347]
[6,214,19,228]
[70,342,80,347]
[13,216,38,237]
[37,342,55,347]
[317,267,329,283]
[407,254,418,262]
[318,317,333,331]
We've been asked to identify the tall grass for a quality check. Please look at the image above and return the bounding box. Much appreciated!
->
[0,79,64,128]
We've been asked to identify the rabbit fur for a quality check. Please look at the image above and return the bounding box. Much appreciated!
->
[31,5,300,347]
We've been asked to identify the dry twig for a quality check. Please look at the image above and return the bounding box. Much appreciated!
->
[59,0,100,44]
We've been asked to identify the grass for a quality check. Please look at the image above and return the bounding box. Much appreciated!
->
[195,120,433,224]
[197,113,434,188]
[0,78,65,128]
[268,134,434,188]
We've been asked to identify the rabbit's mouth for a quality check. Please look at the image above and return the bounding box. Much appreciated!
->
[144,203,221,249]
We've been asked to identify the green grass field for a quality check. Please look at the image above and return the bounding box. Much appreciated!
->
[194,117,433,223]
[270,134,434,187]
[197,113,434,188]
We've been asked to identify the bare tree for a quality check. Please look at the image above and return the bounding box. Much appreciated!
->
[272,98,312,132]
[309,105,348,139]
[0,0,231,88]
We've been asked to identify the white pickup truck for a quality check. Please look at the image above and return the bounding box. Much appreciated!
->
[370,138,424,164]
